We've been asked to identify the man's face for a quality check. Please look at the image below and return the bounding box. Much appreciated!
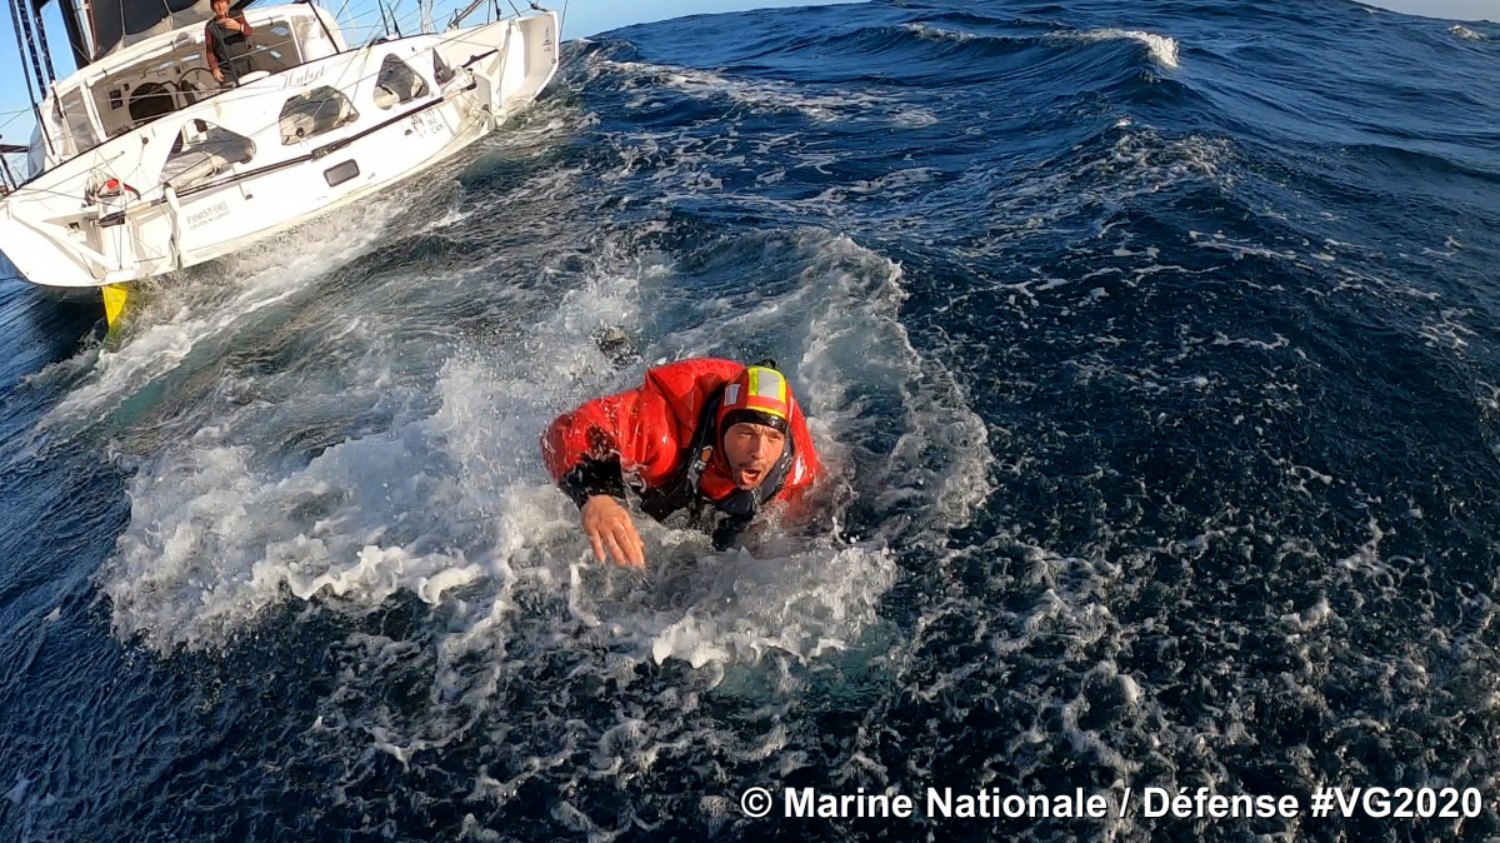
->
[212,0,230,17]
[722,421,787,490]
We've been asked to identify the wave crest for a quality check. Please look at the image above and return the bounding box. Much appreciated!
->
[1062,28,1181,69]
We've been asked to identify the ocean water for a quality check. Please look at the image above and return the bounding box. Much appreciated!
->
[3,0,1499,840]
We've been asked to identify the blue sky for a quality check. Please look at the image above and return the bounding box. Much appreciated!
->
[2,0,1495,178]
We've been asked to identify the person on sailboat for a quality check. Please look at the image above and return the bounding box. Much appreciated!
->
[204,0,256,85]
[541,359,824,568]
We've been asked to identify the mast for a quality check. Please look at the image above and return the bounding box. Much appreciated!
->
[8,0,56,160]
[26,0,90,67]
[11,0,51,94]
[26,0,57,83]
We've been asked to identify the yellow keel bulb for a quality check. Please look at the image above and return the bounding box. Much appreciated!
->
[102,283,128,331]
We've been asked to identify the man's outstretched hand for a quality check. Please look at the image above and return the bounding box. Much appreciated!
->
[581,495,645,568]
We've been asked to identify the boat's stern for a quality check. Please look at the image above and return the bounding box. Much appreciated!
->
[441,11,559,119]
[0,194,118,291]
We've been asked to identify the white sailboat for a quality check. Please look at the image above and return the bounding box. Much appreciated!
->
[0,0,559,325]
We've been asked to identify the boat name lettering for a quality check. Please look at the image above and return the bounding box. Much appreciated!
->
[284,66,327,89]
[187,201,230,228]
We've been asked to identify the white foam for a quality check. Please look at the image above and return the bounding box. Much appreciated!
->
[1281,596,1334,631]
[1065,28,1180,69]
[1451,24,1487,41]
[69,90,998,819]
[903,22,975,43]
[588,56,938,128]
[618,541,899,669]
[969,130,1232,259]
[97,218,976,695]
[809,167,941,205]
[1418,308,1477,353]
[37,190,410,435]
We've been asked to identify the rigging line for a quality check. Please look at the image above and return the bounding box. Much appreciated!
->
[387,0,402,36]
[340,1,448,38]
[319,25,395,104]
[112,0,126,56]
[2,179,118,207]
[314,11,514,115]
[389,5,433,36]
[300,0,342,54]
[366,6,430,40]
[10,156,140,201]
[72,0,90,65]
[0,153,18,191]
[445,0,484,29]
[0,110,31,132]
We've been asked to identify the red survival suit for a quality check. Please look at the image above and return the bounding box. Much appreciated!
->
[541,358,822,548]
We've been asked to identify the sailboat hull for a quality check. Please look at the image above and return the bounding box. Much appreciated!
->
[0,11,558,293]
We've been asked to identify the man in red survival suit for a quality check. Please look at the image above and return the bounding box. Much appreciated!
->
[541,359,823,568]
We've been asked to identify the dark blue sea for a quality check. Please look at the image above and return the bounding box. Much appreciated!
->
[4,0,1500,839]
